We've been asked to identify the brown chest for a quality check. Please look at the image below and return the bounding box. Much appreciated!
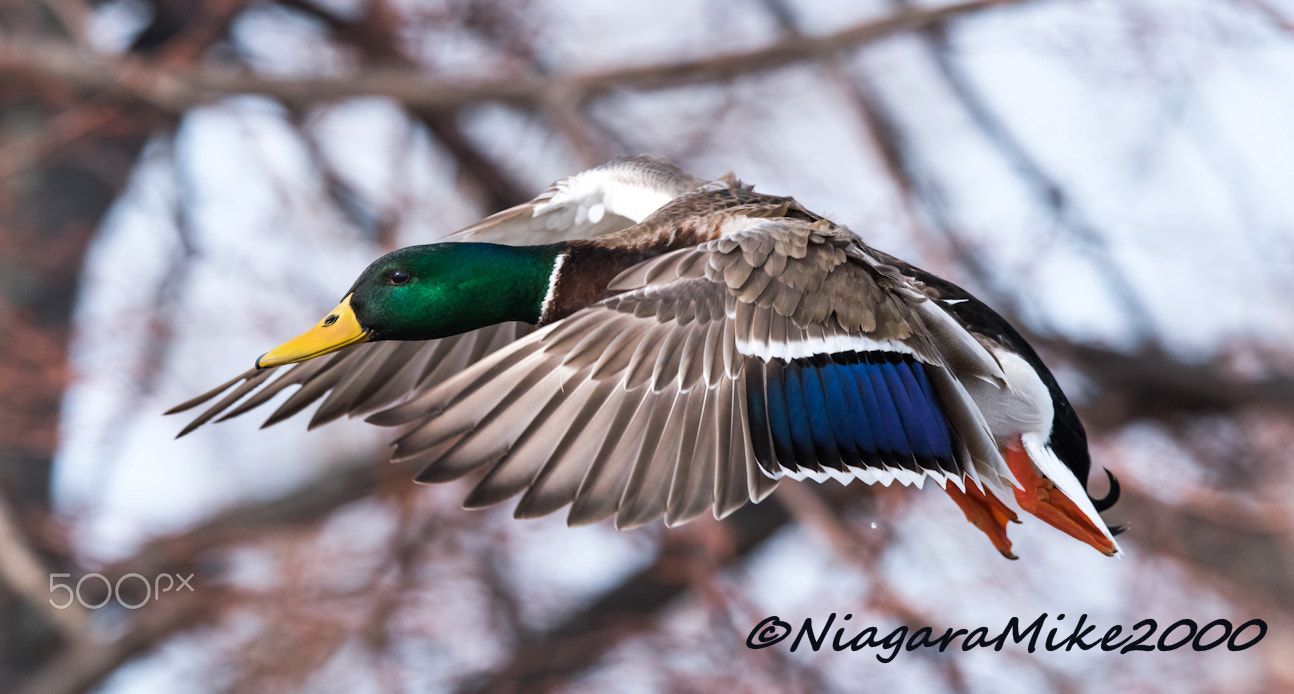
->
[540,218,723,324]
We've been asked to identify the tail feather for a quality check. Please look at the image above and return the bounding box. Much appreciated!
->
[1090,468,1121,513]
[1018,433,1122,556]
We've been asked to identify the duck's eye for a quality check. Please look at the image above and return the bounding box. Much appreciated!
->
[388,269,411,285]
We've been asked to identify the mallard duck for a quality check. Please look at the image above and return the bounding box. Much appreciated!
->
[170,156,1121,558]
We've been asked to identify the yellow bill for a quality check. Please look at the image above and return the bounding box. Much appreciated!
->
[256,294,369,368]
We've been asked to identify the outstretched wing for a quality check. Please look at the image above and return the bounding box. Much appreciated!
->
[370,219,1014,530]
[167,323,533,435]
[169,155,712,435]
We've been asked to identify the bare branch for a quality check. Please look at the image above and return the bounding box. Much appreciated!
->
[0,492,87,636]
[35,0,92,46]
[456,501,791,694]
[907,5,1163,342]
[13,590,224,694]
[274,0,538,210]
[96,457,421,585]
[1112,481,1294,611]
[1,0,1029,113]
[1040,337,1294,427]
[1238,0,1294,36]
[0,100,124,181]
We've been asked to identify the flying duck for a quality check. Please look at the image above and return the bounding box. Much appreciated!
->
[170,156,1122,558]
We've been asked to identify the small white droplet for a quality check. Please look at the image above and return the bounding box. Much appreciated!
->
[869,522,878,529]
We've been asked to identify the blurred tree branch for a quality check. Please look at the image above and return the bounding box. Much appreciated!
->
[457,503,790,694]
[904,0,1163,344]
[0,492,86,637]
[277,0,539,211]
[0,0,248,684]
[13,588,225,694]
[1044,338,1294,425]
[1239,0,1294,35]
[0,0,1028,114]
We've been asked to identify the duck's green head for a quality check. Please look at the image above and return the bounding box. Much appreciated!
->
[256,242,560,368]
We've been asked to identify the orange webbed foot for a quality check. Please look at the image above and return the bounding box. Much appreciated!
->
[1002,442,1118,556]
[944,482,1021,560]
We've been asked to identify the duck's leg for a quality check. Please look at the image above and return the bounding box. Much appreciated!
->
[943,483,1020,560]
[1002,438,1118,556]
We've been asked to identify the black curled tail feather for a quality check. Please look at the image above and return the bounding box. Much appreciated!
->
[1089,467,1121,513]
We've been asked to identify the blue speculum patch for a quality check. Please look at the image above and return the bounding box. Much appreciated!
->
[746,351,957,478]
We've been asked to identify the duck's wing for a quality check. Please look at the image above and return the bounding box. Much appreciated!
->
[167,322,535,436]
[370,218,1014,530]
[444,156,709,245]
[168,156,714,436]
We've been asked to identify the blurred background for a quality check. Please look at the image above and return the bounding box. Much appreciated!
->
[3,0,1294,691]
